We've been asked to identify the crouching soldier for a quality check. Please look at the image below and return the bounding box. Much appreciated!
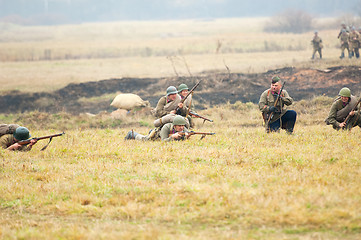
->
[259,76,297,134]
[0,125,38,151]
[152,86,190,128]
[125,115,190,142]
[325,87,361,130]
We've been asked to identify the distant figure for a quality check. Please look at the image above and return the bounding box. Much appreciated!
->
[338,22,350,38]
[348,27,360,58]
[0,125,37,151]
[325,87,361,130]
[338,29,349,59]
[311,31,323,59]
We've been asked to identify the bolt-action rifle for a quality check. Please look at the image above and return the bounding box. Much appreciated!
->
[188,111,213,123]
[176,81,201,114]
[264,81,286,131]
[169,131,215,140]
[18,132,65,151]
[342,97,361,130]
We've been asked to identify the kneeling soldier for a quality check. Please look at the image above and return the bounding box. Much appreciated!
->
[125,115,190,142]
[0,126,38,151]
[259,76,297,133]
[325,87,361,130]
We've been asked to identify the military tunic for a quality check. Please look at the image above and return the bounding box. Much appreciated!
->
[325,96,361,130]
[259,89,293,123]
[339,32,349,57]
[153,94,186,118]
[311,36,322,59]
[0,134,31,151]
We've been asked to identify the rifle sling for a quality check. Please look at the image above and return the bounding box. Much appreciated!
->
[40,137,53,151]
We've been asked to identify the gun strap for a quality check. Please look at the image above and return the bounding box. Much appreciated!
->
[40,137,53,151]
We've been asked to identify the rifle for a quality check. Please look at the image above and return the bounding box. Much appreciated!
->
[342,97,361,130]
[18,132,65,151]
[170,131,215,140]
[265,82,286,131]
[176,81,201,114]
[188,111,213,123]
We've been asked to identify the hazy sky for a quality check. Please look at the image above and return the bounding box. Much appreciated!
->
[0,0,360,25]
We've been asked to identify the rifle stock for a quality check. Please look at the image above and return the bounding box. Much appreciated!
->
[169,131,215,139]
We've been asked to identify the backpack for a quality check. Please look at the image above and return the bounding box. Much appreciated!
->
[0,124,20,137]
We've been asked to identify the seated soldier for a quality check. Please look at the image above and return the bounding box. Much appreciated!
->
[0,126,37,151]
[177,83,195,128]
[125,115,190,142]
[259,76,297,134]
[325,87,361,130]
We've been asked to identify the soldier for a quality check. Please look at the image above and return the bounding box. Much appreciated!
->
[259,76,297,134]
[338,22,349,38]
[325,87,361,130]
[348,27,360,58]
[338,29,350,59]
[0,126,37,151]
[177,83,195,128]
[125,115,190,142]
[311,31,323,59]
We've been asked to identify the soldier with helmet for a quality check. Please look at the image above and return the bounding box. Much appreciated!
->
[338,22,350,38]
[325,87,361,130]
[338,29,350,59]
[125,115,190,141]
[259,76,297,134]
[348,27,360,58]
[311,31,323,59]
[0,126,37,151]
[177,83,195,128]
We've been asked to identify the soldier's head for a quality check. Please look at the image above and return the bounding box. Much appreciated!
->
[166,86,178,101]
[13,127,31,141]
[173,115,187,132]
[178,83,189,97]
[339,87,351,103]
[352,26,356,32]
[341,22,346,27]
[341,29,346,33]
[314,30,318,35]
[271,76,282,93]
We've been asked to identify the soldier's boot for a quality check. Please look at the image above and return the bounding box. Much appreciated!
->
[125,130,138,140]
[356,51,360,58]
[340,52,344,59]
[146,128,157,140]
[319,53,322,59]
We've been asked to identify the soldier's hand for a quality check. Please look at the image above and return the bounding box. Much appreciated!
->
[269,106,277,113]
[172,132,182,139]
[28,139,38,147]
[339,122,346,128]
[178,103,183,108]
[349,111,355,116]
[8,143,22,151]
[170,110,176,114]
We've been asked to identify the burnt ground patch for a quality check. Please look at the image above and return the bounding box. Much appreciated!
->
[1,66,361,114]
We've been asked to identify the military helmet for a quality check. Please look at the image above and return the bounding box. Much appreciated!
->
[178,83,189,93]
[339,87,351,97]
[173,116,187,126]
[13,127,31,141]
[166,86,178,96]
[271,76,280,84]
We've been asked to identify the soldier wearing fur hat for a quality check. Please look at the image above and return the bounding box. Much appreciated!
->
[125,115,190,142]
[325,87,361,130]
[0,125,37,151]
[259,76,297,134]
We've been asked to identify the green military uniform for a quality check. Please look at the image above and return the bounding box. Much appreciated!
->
[339,30,349,58]
[153,94,186,118]
[0,134,31,151]
[348,30,360,58]
[325,96,361,130]
[259,89,293,124]
[311,34,322,59]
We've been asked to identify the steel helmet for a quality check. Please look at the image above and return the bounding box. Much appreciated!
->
[166,86,178,96]
[339,87,351,97]
[173,116,187,126]
[13,127,31,141]
[178,83,189,93]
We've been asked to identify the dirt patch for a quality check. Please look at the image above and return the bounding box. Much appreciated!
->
[1,66,360,114]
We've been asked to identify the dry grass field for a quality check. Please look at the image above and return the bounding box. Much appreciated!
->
[0,18,360,239]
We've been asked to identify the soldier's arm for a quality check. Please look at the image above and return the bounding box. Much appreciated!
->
[154,97,168,118]
[258,91,270,113]
[281,90,293,106]
[159,125,173,142]
[325,103,340,128]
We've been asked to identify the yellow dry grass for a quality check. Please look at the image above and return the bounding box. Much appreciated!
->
[0,101,360,239]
